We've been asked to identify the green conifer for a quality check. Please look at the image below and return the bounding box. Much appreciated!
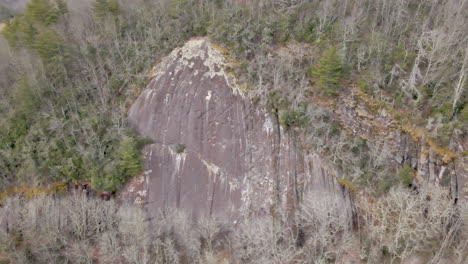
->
[117,136,142,177]
[34,29,64,62]
[312,47,343,96]
[55,0,68,16]
[108,0,120,17]
[93,0,109,19]
[169,0,188,18]
[25,0,58,25]
[2,17,21,47]
[18,20,37,48]
[14,77,37,116]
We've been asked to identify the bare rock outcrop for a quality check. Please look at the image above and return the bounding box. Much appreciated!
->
[325,88,467,201]
[128,38,352,223]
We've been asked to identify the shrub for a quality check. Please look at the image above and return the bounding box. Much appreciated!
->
[280,109,308,129]
[175,143,186,154]
[357,79,369,94]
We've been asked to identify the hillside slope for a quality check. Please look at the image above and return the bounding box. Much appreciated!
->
[128,38,353,222]
[0,0,467,262]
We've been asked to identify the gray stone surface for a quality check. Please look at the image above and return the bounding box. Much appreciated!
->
[128,38,352,223]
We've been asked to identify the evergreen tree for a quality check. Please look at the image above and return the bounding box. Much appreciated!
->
[108,0,120,17]
[55,0,68,16]
[34,29,67,81]
[14,77,38,116]
[34,29,64,63]
[311,47,343,96]
[2,17,21,47]
[5,77,39,144]
[93,0,109,19]
[60,151,83,181]
[3,16,37,48]
[24,0,58,25]
[117,136,142,178]
[17,20,37,48]
[281,109,307,129]
[398,164,413,187]
[169,0,188,18]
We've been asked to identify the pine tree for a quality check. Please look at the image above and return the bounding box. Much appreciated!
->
[3,16,37,48]
[117,136,142,177]
[108,0,120,17]
[24,0,58,25]
[93,0,109,19]
[311,47,343,96]
[55,0,68,16]
[34,29,64,62]
[18,20,37,48]
[398,164,413,187]
[169,0,188,18]
[2,17,21,47]
[33,28,67,81]
[14,77,37,116]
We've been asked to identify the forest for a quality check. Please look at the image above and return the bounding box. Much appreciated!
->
[0,0,467,263]
[0,0,466,193]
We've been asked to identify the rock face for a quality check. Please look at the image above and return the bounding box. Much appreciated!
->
[128,38,352,222]
[326,88,467,201]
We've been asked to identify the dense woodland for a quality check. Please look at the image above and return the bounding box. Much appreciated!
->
[0,0,467,193]
[0,185,466,263]
[0,0,467,262]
